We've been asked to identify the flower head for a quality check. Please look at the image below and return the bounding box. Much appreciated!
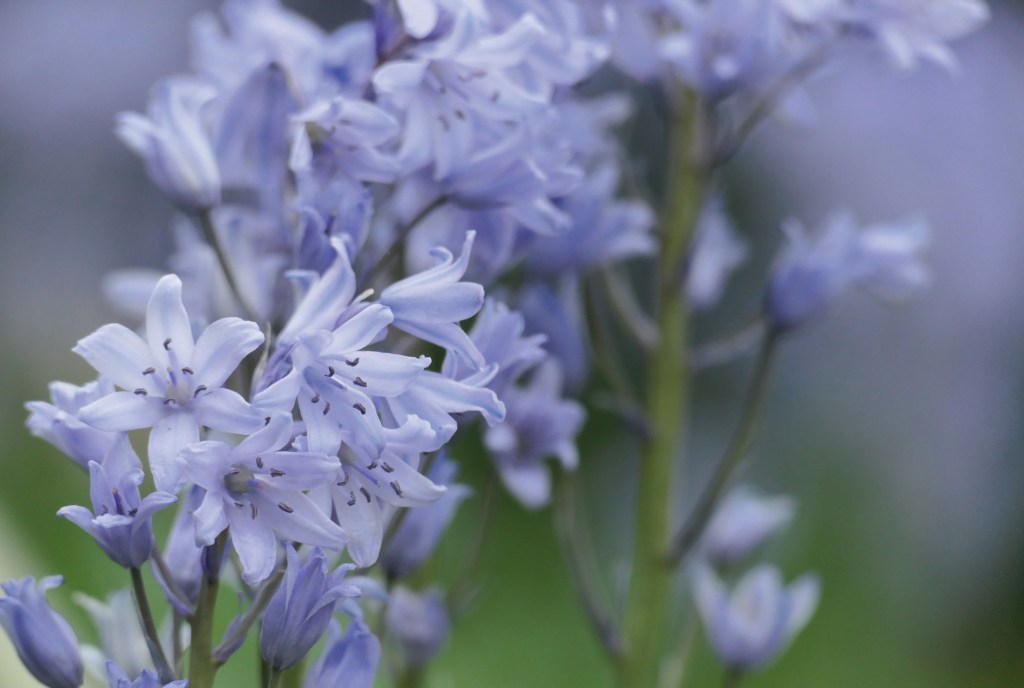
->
[695,564,820,672]
[75,274,265,491]
[0,576,84,688]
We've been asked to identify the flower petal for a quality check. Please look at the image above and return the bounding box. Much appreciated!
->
[73,324,152,392]
[192,317,264,389]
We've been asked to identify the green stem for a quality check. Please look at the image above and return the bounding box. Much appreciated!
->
[265,665,283,688]
[722,668,744,688]
[281,659,305,688]
[617,91,707,688]
[666,333,779,566]
[189,534,227,688]
[212,568,285,664]
[130,567,176,683]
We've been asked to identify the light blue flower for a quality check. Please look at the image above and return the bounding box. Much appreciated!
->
[75,274,265,492]
[260,547,359,670]
[0,576,84,688]
[303,619,380,688]
[179,413,345,585]
[702,487,795,567]
[379,232,485,369]
[765,211,930,331]
[381,454,471,580]
[385,587,450,667]
[441,299,547,398]
[842,0,989,72]
[116,78,221,211]
[105,661,187,688]
[695,564,820,672]
[372,11,547,179]
[57,435,176,569]
[214,62,297,199]
[25,379,120,470]
[484,360,584,508]
[290,96,401,185]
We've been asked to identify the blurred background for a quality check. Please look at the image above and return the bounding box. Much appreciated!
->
[1,1,1022,686]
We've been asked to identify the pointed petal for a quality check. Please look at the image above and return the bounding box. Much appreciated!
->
[333,484,383,568]
[193,388,263,434]
[228,505,279,585]
[146,275,196,368]
[192,317,264,389]
[73,324,152,392]
[148,411,200,492]
[192,491,230,546]
[79,392,166,431]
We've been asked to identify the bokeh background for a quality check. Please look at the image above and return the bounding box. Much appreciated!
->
[1,1,1022,686]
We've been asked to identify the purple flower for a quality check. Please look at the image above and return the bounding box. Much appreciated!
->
[379,232,485,370]
[75,274,265,492]
[702,487,795,567]
[303,619,380,688]
[484,360,583,508]
[385,587,450,667]
[695,564,820,672]
[179,413,345,585]
[105,661,187,688]
[25,379,120,470]
[0,576,84,688]
[260,548,359,670]
[57,435,176,569]
[765,211,930,331]
[116,78,221,211]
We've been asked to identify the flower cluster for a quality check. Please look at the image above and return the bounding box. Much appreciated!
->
[6,0,986,686]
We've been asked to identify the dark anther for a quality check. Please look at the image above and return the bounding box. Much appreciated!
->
[264,416,272,425]
[163,398,176,406]
[256,456,264,468]
[367,458,379,470]
[346,357,359,367]
[163,338,172,350]
[326,366,335,377]
[353,402,366,415]
[390,481,404,497]
[438,114,450,131]
[360,487,372,503]
[181,367,194,375]
[270,468,285,478]
[338,471,349,486]
[234,501,244,509]
[382,462,394,473]
[311,394,321,403]
[323,402,331,415]
[142,367,156,375]
[354,377,367,387]
[128,507,138,517]
[454,108,466,120]
[347,492,357,507]
[193,385,208,398]
[250,503,258,520]
[278,502,294,514]
[134,388,147,396]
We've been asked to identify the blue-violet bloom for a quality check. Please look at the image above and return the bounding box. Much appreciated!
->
[260,547,359,670]
[0,576,84,688]
[75,274,265,492]
[695,564,820,672]
[58,435,176,569]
